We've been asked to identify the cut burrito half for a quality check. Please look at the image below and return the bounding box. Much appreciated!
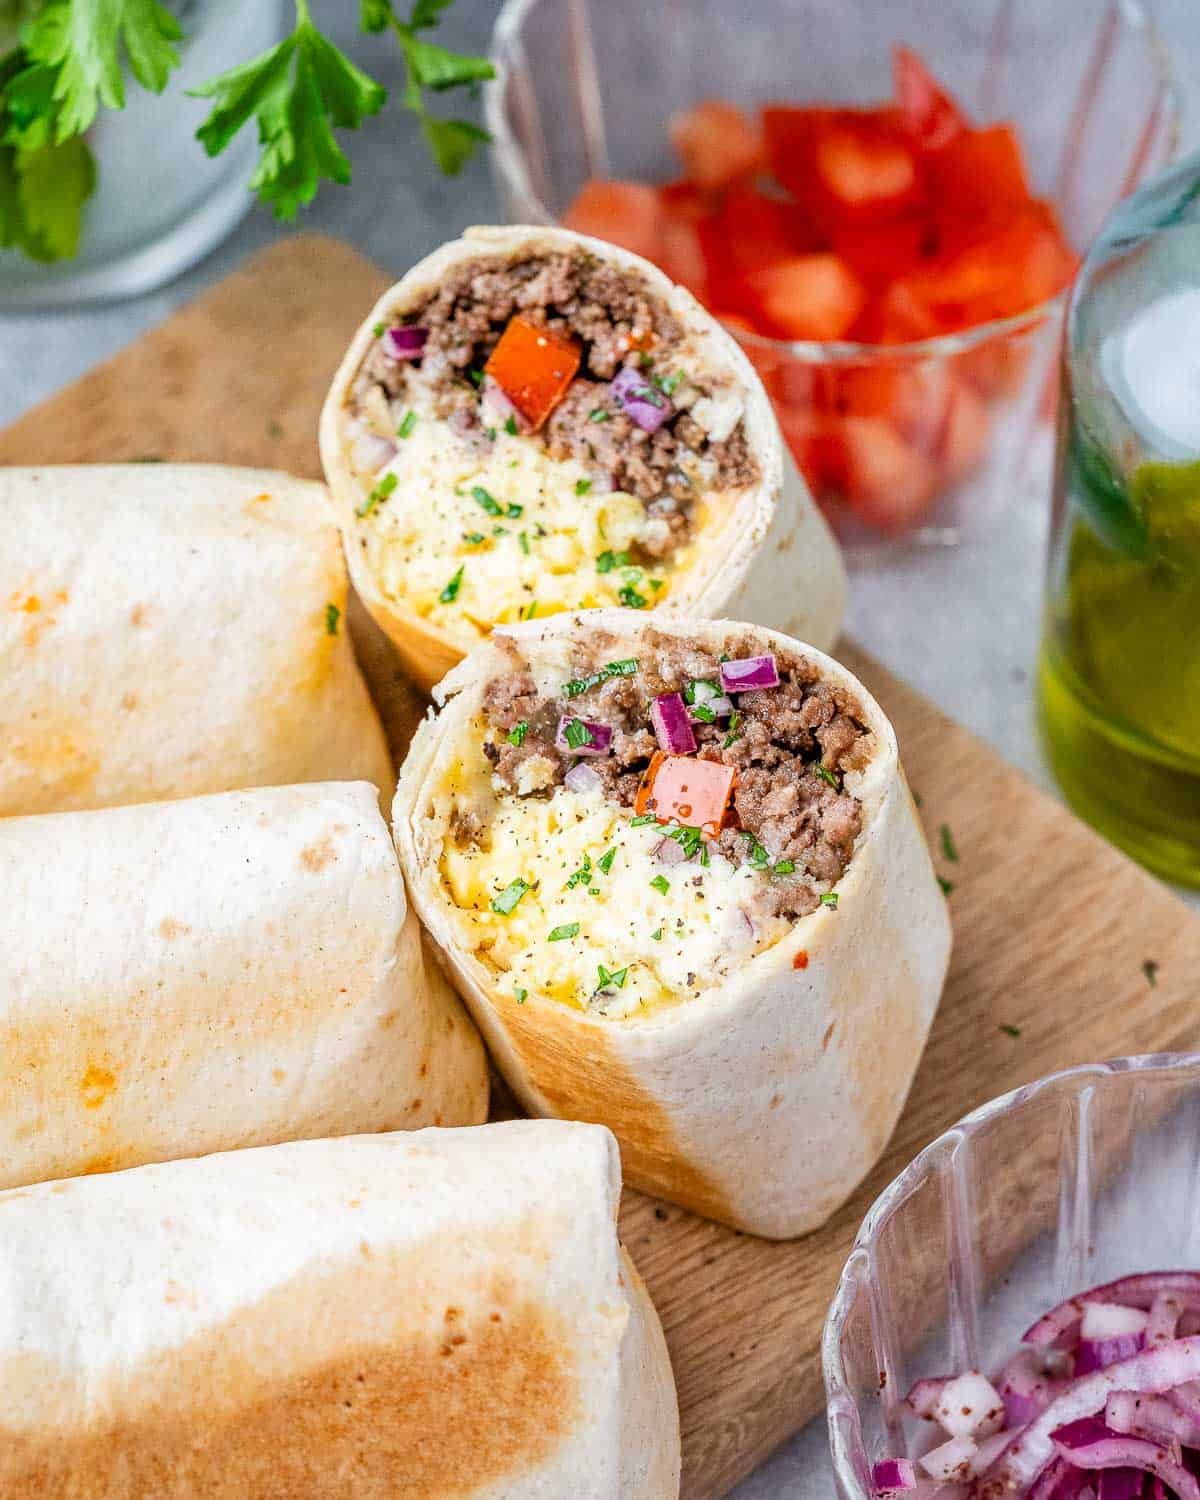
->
[0,780,486,1191]
[320,225,845,690]
[0,464,391,817]
[0,1122,680,1499]
[395,611,952,1238]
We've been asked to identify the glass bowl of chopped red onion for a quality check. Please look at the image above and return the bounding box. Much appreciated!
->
[824,1054,1200,1500]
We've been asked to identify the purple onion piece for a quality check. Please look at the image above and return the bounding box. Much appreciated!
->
[651,692,697,755]
[610,364,673,434]
[382,325,428,361]
[652,836,688,867]
[481,374,528,433]
[872,1460,916,1492]
[555,716,612,757]
[564,761,603,794]
[720,654,780,693]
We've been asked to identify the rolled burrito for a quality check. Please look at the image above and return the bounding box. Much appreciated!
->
[319,224,845,691]
[0,464,391,817]
[0,780,487,1190]
[0,1121,680,1499]
[394,612,952,1239]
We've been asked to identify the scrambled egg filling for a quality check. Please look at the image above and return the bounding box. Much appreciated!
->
[439,778,789,1019]
[353,416,695,637]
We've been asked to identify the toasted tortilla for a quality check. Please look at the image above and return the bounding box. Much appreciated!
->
[0,780,487,1190]
[0,464,392,816]
[320,225,846,691]
[0,1122,680,1499]
[394,610,952,1239]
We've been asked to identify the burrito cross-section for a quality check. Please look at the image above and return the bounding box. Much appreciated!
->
[0,1123,680,1499]
[0,780,487,1190]
[394,611,952,1239]
[320,225,845,689]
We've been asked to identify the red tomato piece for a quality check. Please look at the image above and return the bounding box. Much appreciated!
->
[717,184,818,273]
[892,46,969,152]
[562,178,663,263]
[831,215,926,289]
[484,316,581,432]
[657,214,708,297]
[928,125,1032,246]
[635,751,737,836]
[936,376,991,486]
[762,106,832,201]
[812,111,923,225]
[824,415,939,533]
[742,255,867,341]
[670,100,765,190]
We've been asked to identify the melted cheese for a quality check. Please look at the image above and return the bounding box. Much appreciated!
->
[353,418,694,639]
[438,780,789,1018]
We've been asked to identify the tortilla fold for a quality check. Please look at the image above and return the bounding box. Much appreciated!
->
[0,1121,679,1499]
[0,780,487,1190]
[0,464,391,816]
[320,225,846,692]
[394,610,951,1239]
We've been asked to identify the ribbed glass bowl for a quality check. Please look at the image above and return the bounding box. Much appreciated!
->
[823,1054,1200,1500]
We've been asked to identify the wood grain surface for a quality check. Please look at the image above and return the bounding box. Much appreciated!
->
[5,236,1200,1500]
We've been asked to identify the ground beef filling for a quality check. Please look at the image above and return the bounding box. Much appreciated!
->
[354,251,759,563]
[477,632,872,922]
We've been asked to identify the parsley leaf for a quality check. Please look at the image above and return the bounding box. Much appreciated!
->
[814,763,839,788]
[191,1,386,221]
[548,922,580,942]
[356,469,397,516]
[397,409,416,438]
[596,549,630,574]
[563,658,638,696]
[597,847,616,876]
[471,484,502,516]
[667,824,705,860]
[562,718,594,750]
[597,963,628,990]
[564,855,592,891]
[2,133,95,261]
[575,478,592,496]
[439,563,464,603]
[650,874,670,895]
[820,891,839,909]
[506,721,528,747]
[939,823,959,863]
[618,583,647,609]
[324,602,340,636]
[490,877,530,916]
[999,1023,1021,1039]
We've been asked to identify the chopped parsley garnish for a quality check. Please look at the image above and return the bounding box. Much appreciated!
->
[507,721,528,747]
[937,876,955,896]
[656,370,684,395]
[618,584,648,609]
[548,922,580,942]
[356,470,397,516]
[397,410,417,439]
[691,704,717,723]
[515,987,527,1003]
[651,927,664,941]
[939,823,959,863]
[741,831,770,870]
[639,351,653,370]
[518,531,530,556]
[439,564,464,603]
[506,502,523,518]
[468,367,484,387]
[562,718,594,750]
[485,426,497,441]
[565,855,593,890]
[631,814,657,827]
[589,407,610,423]
[667,824,705,860]
[523,600,538,619]
[575,478,593,496]
[324,602,340,636]
[596,549,631,574]
[373,322,385,338]
[773,859,795,875]
[464,531,485,545]
[1143,959,1159,987]
[505,416,518,435]
[597,963,628,990]
[820,892,840,909]
[815,763,839,788]
[684,679,719,706]
[490,877,530,916]
[999,1023,1021,1038]
[492,525,509,536]
[597,847,617,876]
[471,485,502,516]
[650,874,670,895]
[563,658,639,696]
[722,710,743,749]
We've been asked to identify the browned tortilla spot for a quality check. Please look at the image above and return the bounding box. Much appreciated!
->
[79,1066,118,1111]
[299,835,338,872]
[494,990,732,1224]
[157,919,189,941]
[0,1235,582,1499]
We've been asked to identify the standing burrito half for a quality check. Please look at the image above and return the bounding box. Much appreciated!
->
[320,225,845,690]
[0,780,486,1190]
[0,464,391,817]
[0,1122,680,1499]
[394,612,952,1239]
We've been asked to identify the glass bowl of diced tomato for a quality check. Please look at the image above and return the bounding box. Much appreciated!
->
[485,0,1178,546]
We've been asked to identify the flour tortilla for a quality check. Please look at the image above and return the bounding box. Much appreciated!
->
[0,780,487,1191]
[394,611,952,1239]
[320,224,846,691]
[0,1122,680,1499]
[0,464,392,816]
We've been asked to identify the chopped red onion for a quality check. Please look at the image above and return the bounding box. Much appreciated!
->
[720,654,780,693]
[933,1372,1006,1439]
[564,762,602,794]
[610,365,673,434]
[1051,1417,1200,1500]
[920,1435,978,1483]
[1105,1390,1200,1447]
[651,693,697,755]
[1147,1294,1183,1347]
[481,374,527,433]
[1000,1350,1065,1428]
[1096,1469,1143,1500]
[872,1460,917,1491]
[352,432,398,471]
[1024,1275,1200,1351]
[382,325,428,360]
[652,836,688,867]
[907,1377,953,1421]
[555,716,612,756]
[1171,1379,1200,1422]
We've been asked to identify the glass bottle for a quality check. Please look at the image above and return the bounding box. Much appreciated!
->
[1038,155,1200,886]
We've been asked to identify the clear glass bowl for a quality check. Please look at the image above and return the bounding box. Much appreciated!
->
[485,0,1179,550]
[823,1053,1200,1500]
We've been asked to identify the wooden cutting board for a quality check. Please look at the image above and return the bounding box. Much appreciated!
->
[5,236,1200,1500]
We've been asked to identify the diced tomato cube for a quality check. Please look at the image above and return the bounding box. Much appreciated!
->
[484,316,581,432]
[812,111,923,225]
[831,215,926,288]
[936,376,990,486]
[892,46,969,152]
[928,125,1032,246]
[670,100,765,190]
[824,415,939,533]
[563,178,663,263]
[742,255,867,341]
[717,184,818,272]
[635,751,736,837]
